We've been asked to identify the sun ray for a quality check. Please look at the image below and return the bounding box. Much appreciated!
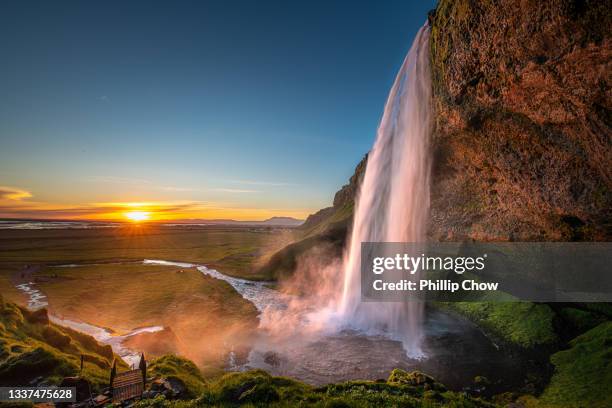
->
[124,211,150,222]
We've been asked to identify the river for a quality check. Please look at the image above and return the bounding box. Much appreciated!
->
[16,259,529,391]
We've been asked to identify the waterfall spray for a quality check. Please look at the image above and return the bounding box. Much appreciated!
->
[337,23,432,357]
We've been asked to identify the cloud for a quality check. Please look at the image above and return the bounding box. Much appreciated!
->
[0,186,32,201]
[212,188,260,193]
[90,176,153,185]
[230,179,296,187]
[160,186,199,192]
[0,199,314,221]
[90,177,197,193]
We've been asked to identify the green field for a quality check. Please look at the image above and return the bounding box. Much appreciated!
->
[35,263,257,372]
[0,225,293,280]
[0,225,287,372]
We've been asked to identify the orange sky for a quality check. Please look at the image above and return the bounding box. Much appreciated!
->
[0,186,313,221]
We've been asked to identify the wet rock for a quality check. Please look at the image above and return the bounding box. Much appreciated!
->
[150,377,187,399]
[263,351,281,367]
[387,369,437,387]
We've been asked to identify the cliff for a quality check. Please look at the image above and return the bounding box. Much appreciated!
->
[0,297,125,390]
[257,155,366,280]
[428,0,611,241]
[261,0,610,281]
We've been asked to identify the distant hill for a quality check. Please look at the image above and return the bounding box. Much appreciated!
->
[0,297,126,390]
[163,217,303,227]
[259,217,304,226]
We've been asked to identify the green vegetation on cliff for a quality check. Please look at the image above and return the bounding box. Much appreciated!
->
[518,321,612,408]
[0,297,125,390]
[541,321,612,407]
[446,302,558,348]
[136,368,493,408]
[148,355,207,399]
[256,157,366,281]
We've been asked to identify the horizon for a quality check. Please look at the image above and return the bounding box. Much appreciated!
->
[0,215,304,223]
[0,1,435,222]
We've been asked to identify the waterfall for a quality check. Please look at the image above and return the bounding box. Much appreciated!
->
[337,23,432,357]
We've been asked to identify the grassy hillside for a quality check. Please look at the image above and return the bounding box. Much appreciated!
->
[148,355,207,398]
[518,321,612,408]
[32,263,258,374]
[444,302,558,349]
[136,368,493,408]
[0,297,126,391]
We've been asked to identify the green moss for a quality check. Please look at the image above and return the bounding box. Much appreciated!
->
[535,322,612,408]
[299,202,354,239]
[257,203,352,280]
[0,347,75,385]
[41,326,72,349]
[148,355,206,398]
[582,303,612,319]
[430,0,473,93]
[446,302,557,348]
[197,369,312,406]
[136,369,495,407]
[558,307,606,333]
[0,302,124,391]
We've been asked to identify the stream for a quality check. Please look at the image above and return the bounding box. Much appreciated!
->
[16,259,530,391]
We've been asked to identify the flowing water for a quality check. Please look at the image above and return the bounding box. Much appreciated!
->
[12,24,531,390]
[14,281,162,367]
[16,259,530,391]
[334,23,432,357]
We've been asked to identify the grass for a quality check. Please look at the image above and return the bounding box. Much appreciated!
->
[0,225,293,280]
[134,368,495,408]
[33,263,258,372]
[297,202,354,239]
[0,225,277,376]
[518,321,612,408]
[148,355,207,398]
[0,298,127,391]
[444,302,558,348]
[256,203,352,280]
[539,321,612,407]
[35,263,254,332]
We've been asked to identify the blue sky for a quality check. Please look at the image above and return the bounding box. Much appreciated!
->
[0,0,435,220]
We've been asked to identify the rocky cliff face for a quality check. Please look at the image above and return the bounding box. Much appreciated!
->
[258,156,366,279]
[261,0,610,278]
[428,0,611,241]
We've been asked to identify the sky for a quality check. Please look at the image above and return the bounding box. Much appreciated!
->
[0,0,435,221]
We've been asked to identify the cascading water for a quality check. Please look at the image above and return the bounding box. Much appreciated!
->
[337,23,432,357]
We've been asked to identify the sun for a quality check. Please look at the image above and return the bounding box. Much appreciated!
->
[124,211,150,222]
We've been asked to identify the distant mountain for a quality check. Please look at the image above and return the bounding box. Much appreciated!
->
[162,217,303,227]
[260,217,304,226]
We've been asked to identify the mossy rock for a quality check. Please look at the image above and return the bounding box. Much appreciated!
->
[536,322,612,408]
[0,347,76,385]
[0,301,123,391]
[446,302,558,348]
[387,368,435,387]
[41,326,72,349]
[148,355,206,398]
[558,307,606,333]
